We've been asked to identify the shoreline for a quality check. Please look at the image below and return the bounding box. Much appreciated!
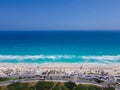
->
[0,63,120,76]
[0,63,120,69]
[0,62,120,66]
[0,63,120,77]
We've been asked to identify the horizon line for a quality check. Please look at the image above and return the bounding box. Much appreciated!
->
[0,29,120,31]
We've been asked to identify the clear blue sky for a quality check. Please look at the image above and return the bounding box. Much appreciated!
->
[0,0,120,30]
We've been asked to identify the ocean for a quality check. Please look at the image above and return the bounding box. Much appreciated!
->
[0,30,120,64]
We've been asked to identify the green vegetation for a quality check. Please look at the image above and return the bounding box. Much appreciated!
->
[0,81,115,90]
[35,81,54,90]
[0,77,18,82]
[75,84,102,90]
[64,81,76,90]
[7,82,29,90]
[0,78,9,82]
[52,83,61,90]
[117,79,120,82]
[52,82,69,90]
[103,87,115,90]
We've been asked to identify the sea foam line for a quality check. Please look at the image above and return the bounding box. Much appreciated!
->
[0,55,120,61]
[0,55,75,60]
[82,55,120,61]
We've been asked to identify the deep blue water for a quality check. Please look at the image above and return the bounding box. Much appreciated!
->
[0,31,120,64]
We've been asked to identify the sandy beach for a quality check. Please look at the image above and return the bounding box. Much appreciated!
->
[0,63,120,77]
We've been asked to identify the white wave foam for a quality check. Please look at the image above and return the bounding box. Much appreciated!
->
[0,55,120,63]
[82,55,120,61]
[0,55,75,60]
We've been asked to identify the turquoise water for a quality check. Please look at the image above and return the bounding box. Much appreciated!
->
[0,31,120,64]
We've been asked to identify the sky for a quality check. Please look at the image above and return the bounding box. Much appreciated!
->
[0,0,120,30]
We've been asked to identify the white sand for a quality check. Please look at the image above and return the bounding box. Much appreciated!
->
[0,63,120,77]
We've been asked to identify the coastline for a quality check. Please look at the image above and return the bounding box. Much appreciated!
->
[1,62,120,69]
[0,63,120,77]
[0,62,120,66]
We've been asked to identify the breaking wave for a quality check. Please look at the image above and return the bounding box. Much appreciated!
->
[0,55,75,60]
[82,55,120,60]
[0,55,120,64]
